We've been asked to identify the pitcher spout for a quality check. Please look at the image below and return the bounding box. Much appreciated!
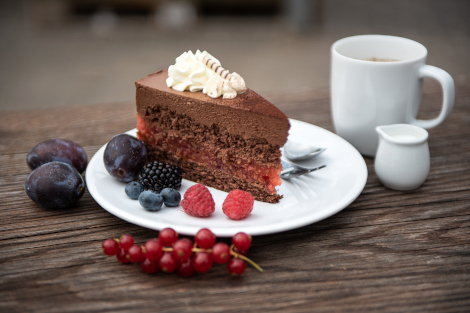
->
[375,124,428,145]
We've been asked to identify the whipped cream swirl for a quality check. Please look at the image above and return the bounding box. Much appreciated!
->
[166,50,247,99]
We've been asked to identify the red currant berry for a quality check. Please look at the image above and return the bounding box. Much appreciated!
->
[141,258,159,274]
[227,258,246,276]
[116,248,131,264]
[177,259,196,277]
[233,246,249,257]
[192,252,213,273]
[119,234,134,251]
[158,252,179,273]
[195,228,216,249]
[211,242,231,264]
[232,232,251,251]
[127,245,145,263]
[172,238,193,261]
[159,228,178,247]
[144,238,163,261]
[102,238,120,256]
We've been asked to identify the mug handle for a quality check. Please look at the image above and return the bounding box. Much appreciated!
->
[411,65,455,129]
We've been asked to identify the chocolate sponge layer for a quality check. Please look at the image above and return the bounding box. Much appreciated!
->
[139,107,282,165]
[146,145,282,203]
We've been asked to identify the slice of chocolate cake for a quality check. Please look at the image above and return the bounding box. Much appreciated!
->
[135,64,289,203]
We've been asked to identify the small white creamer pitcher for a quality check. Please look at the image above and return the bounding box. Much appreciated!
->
[375,124,430,191]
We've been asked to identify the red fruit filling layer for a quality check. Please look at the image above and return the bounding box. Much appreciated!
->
[137,115,282,194]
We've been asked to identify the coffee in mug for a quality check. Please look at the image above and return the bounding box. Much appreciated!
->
[364,57,400,62]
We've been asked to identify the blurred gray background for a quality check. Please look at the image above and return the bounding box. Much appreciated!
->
[1,0,469,111]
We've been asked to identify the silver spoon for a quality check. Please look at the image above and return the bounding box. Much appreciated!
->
[280,160,326,180]
[283,140,326,161]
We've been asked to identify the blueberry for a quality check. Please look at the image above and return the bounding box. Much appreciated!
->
[125,181,144,200]
[161,188,181,207]
[24,162,85,209]
[138,190,163,212]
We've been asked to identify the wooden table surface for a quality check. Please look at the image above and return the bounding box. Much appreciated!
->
[1,79,469,313]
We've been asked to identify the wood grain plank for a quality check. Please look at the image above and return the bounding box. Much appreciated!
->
[0,79,469,313]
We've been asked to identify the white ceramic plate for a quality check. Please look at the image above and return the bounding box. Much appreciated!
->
[86,119,367,237]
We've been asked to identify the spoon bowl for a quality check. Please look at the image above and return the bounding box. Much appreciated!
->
[283,140,326,161]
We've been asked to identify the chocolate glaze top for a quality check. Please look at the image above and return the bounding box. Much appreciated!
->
[135,69,290,147]
[137,70,288,120]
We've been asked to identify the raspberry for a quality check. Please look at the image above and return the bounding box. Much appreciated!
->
[181,184,215,217]
[222,190,254,220]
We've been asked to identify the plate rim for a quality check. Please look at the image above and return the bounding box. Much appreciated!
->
[86,118,368,237]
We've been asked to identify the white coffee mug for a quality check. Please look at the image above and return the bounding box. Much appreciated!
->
[331,35,455,157]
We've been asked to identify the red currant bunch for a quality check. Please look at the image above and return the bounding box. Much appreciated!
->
[101,229,262,277]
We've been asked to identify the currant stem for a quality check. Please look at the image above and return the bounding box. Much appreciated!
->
[230,245,263,272]
[192,247,212,253]
[160,246,213,253]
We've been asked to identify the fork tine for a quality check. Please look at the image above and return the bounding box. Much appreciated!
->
[280,164,327,180]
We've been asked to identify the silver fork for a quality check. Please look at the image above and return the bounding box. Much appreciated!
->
[280,160,326,180]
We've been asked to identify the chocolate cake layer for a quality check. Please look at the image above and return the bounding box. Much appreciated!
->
[136,70,290,147]
[138,106,282,164]
[146,145,282,203]
[137,112,283,196]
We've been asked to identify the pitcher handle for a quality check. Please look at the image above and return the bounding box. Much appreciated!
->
[411,65,455,129]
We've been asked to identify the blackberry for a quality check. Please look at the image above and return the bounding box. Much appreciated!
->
[138,161,183,192]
